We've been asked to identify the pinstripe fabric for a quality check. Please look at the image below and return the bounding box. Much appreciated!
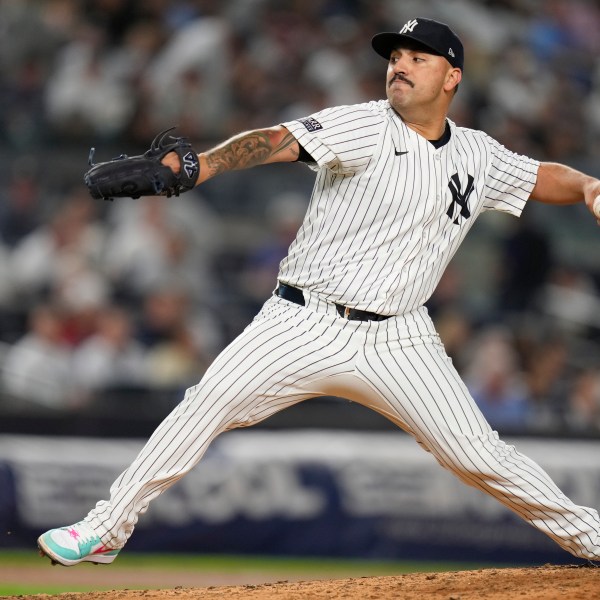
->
[83,100,600,560]
[87,296,600,559]
[280,100,539,315]
[357,340,600,558]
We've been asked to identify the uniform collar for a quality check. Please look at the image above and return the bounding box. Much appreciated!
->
[428,119,451,149]
[386,102,453,149]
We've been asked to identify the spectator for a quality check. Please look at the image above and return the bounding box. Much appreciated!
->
[497,208,554,315]
[1,304,74,410]
[44,22,136,139]
[487,42,553,127]
[10,189,106,305]
[52,253,111,347]
[564,369,600,434]
[538,265,600,335]
[524,337,570,433]
[71,305,148,398]
[0,243,18,315]
[104,194,221,304]
[240,191,308,311]
[0,167,42,248]
[136,285,222,380]
[464,328,530,432]
[143,14,232,138]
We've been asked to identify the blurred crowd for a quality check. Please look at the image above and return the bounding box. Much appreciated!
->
[1,0,600,435]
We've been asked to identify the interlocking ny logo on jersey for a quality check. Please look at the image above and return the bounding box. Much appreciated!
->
[446,173,474,225]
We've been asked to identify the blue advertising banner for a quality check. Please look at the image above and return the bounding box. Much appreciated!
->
[1,431,598,563]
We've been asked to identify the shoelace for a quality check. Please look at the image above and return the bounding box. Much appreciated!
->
[66,524,97,552]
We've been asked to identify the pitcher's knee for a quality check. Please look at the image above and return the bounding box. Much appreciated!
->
[435,429,516,479]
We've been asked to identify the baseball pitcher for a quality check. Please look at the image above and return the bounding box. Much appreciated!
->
[38,18,600,566]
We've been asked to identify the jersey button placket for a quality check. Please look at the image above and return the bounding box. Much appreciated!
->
[434,151,444,212]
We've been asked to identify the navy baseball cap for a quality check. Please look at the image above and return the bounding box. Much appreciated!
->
[372,18,464,71]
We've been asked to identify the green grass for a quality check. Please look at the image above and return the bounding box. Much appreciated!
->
[0,549,508,597]
[1,584,114,596]
[0,548,490,572]
[104,553,488,573]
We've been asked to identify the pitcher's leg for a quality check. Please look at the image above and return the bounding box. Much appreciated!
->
[359,339,600,560]
[86,299,359,548]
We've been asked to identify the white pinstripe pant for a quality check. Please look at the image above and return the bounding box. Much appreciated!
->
[87,294,600,560]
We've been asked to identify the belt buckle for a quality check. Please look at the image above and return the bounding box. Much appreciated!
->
[343,306,351,319]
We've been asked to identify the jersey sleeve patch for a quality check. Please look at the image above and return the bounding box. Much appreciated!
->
[298,117,323,132]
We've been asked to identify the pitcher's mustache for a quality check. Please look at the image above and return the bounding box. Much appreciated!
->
[389,73,414,88]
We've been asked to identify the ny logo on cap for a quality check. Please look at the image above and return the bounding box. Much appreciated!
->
[400,19,418,34]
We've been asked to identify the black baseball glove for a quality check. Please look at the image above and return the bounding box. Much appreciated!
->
[84,127,200,201]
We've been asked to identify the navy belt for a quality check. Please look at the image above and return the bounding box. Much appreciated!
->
[276,283,390,322]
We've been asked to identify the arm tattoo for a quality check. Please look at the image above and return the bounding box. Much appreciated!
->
[206,130,298,177]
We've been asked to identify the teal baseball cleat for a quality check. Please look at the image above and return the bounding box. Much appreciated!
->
[37,521,120,566]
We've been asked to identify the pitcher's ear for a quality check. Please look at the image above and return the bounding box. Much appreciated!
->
[447,68,462,94]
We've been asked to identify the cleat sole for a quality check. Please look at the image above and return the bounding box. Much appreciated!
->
[38,545,59,567]
[37,539,119,567]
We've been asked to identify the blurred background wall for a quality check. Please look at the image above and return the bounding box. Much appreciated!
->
[1,0,600,436]
[1,0,600,563]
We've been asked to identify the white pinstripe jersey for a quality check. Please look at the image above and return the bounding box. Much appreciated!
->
[279,99,539,316]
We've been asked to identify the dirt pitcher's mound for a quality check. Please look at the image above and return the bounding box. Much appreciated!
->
[12,564,600,600]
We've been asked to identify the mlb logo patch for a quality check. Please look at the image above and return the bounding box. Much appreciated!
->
[299,117,323,132]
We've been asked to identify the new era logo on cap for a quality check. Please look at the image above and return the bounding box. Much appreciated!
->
[371,18,464,71]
